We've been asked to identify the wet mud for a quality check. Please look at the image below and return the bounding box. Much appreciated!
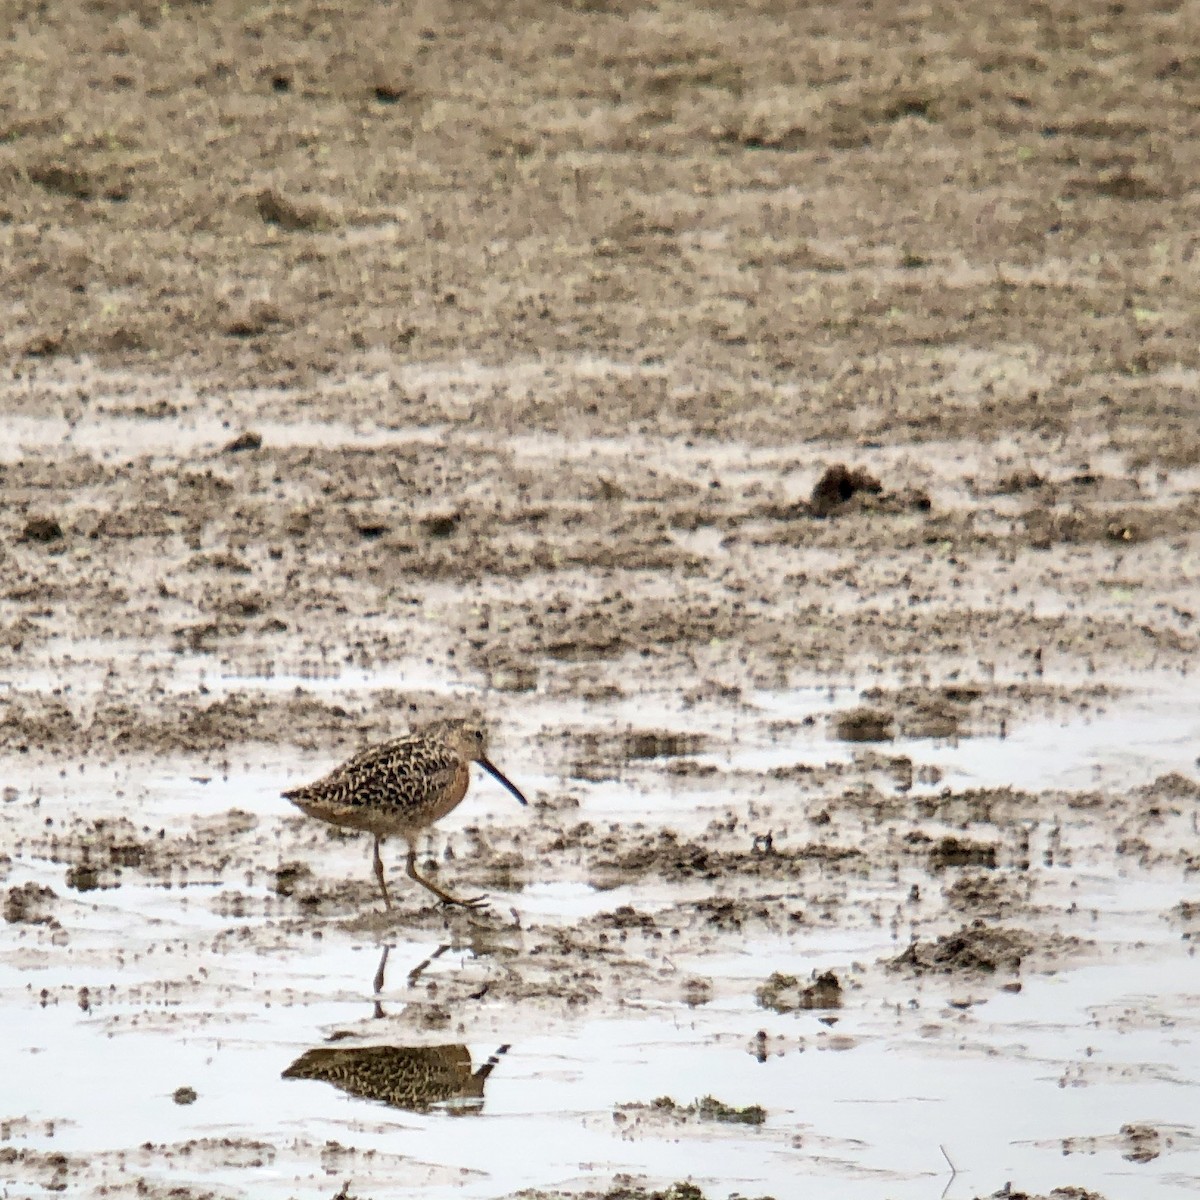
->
[3,0,1200,1197]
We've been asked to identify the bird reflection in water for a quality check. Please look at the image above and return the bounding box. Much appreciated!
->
[282,943,510,1114]
[282,1042,509,1114]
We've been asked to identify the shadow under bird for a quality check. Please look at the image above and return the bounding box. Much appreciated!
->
[283,717,528,909]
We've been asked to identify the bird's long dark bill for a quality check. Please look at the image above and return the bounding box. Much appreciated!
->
[479,757,529,806]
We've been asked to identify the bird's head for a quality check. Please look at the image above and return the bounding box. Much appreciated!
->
[423,716,490,761]
[422,716,528,806]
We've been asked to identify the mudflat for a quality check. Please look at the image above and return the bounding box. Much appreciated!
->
[2,2,1199,1198]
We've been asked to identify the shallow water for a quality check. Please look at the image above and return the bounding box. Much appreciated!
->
[6,912,1199,1199]
[3,670,1200,1198]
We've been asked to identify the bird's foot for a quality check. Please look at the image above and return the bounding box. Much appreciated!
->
[444,892,489,910]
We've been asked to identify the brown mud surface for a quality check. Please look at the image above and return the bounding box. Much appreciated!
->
[2,2,1200,1198]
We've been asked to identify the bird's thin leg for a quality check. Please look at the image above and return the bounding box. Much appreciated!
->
[404,843,487,909]
[372,836,393,910]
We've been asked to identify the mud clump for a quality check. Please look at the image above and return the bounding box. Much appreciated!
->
[254,187,330,231]
[928,837,998,871]
[64,832,149,893]
[225,305,285,339]
[810,464,883,515]
[901,697,964,738]
[0,698,81,752]
[481,850,526,893]
[888,920,1034,976]
[860,684,982,738]
[617,1095,766,1127]
[4,882,57,924]
[18,516,64,543]
[818,469,931,516]
[833,707,894,742]
[419,512,461,539]
[28,161,128,202]
[570,728,706,779]
[1119,1123,1163,1163]
[995,469,1047,494]
[621,729,704,759]
[272,861,313,898]
[65,862,103,892]
[689,896,764,931]
[691,1096,766,1126]
[599,905,658,933]
[981,1188,1107,1200]
[944,873,1020,919]
[597,829,860,885]
[223,431,263,453]
[1137,772,1200,803]
[484,653,539,693]
[598,1185,709,1200]
[756,969,843,1012]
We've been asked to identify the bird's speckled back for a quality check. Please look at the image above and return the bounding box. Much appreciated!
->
[283,728,466,833]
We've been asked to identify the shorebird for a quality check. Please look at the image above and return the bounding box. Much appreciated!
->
[283,718,528,910]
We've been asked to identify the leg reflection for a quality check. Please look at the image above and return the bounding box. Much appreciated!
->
[369,941,451,1018]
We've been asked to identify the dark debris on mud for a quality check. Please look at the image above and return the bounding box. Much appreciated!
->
[975,1187,1107,1200]
[616,1094,767,1128]
[0,690,491,760]
[590,828,862,885]
[888,920,1042,977]
[514,1181,742,1200]
[3,881,58,925]
[756,969,844,1013]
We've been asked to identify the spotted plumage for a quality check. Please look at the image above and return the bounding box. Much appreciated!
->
[283,717,528,909]
[282,1043,510,1113]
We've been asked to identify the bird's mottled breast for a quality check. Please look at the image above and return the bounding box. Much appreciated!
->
[427,760,470,822]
